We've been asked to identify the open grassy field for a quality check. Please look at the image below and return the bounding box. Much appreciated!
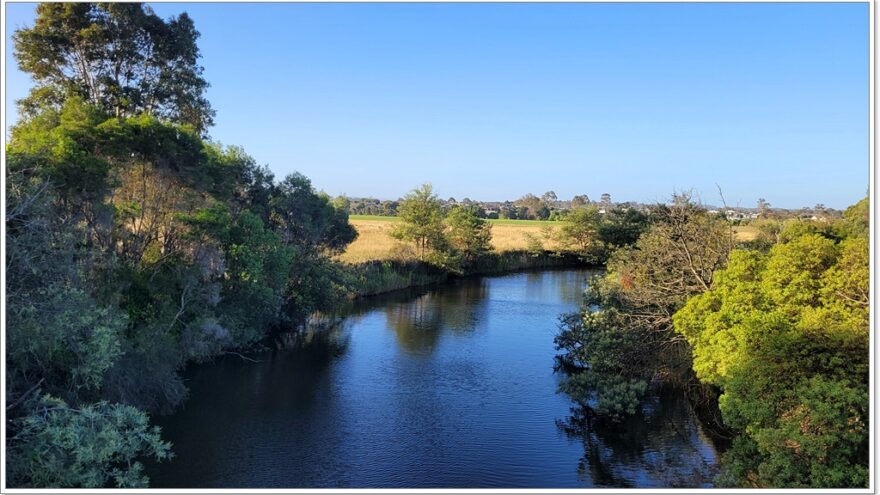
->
[339,216,562,264]
[340,215,762,264]
[732,224,760,241]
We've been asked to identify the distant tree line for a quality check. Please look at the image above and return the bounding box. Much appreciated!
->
[343,191,619,221]
[346,197,400,216]
[346,190,844,224]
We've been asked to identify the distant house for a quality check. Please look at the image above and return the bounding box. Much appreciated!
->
[724,210,747,221]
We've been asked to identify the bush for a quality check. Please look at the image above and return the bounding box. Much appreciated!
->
[7,396,172,488]
[674,214,869,487]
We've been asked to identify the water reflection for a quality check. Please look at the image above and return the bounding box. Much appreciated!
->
[520,268,595,307]
[383,279,489,355]
[144,327,356,487]
[385,295,443,354]
[555,270,597,306]
[557,388,720,488]
[276,324,351,357]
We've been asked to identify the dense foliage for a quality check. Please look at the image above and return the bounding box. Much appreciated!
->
[6,4,355,487]
[390,184,448,261]
[390,184,494,271]
[556,205,650,262]
[555,195,732,418]
[445,205,493,265]
[674,205,869,487]
[13,3,214,133]
[556,194,870,488]
[6,396,172,488]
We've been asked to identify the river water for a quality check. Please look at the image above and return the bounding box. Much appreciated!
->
[148,268,721,488]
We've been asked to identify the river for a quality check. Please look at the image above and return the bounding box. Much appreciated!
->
[147,268,722,488]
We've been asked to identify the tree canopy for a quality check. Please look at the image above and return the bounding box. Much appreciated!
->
[673,206,869,487]
[13,3,214,132]
[390,184,447,261]
[446,205,493,265]
[556,195,731,418]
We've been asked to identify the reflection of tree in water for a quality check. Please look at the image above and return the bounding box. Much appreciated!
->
[524,269,599,307]
[438,280,488,332]
[274,323,351,367]
[557,388,719,488]
[554,269,600,306]
[386,295,443,354]
[385,280,489,355]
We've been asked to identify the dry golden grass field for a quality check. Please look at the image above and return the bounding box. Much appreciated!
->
[732,224,760,241]
[338,216,562,264]
[338,215,761,264]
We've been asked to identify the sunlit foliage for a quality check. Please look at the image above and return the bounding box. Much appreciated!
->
[674,202,869,488]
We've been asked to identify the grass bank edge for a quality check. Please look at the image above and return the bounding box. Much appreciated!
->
[341,249,591,298]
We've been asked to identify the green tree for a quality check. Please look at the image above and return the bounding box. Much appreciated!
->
[6,158,172,488]
[557,205,602,258]
[198,207,293,343]
[596,207,650,250]
[269,173,358,255]
[6,156,125,404]
[514,193,550,220]
[557,206,650,262]
[839,196,869,238]
[13,3,214,132]
[556,194,732,418]
[499,202,518,219]
[446,205,493,265]
[673,209,869,487]
[571,194,590,208]
[523,231,545,256]
[391,184,447,260]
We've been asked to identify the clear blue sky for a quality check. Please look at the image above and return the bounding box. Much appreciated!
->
[4,2,869,209]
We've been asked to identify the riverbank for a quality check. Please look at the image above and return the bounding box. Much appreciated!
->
[342,250,591,298]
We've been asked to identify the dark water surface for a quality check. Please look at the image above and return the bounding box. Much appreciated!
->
[148,269,721,488]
